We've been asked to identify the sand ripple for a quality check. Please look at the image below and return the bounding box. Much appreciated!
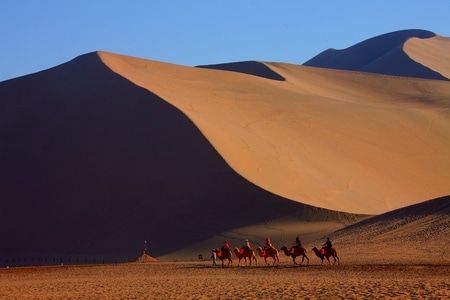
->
[1,263,448,299]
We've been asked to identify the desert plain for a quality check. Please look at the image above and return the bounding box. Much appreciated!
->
[1,261,448,299]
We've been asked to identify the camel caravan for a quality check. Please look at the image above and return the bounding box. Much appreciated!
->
[211,237,339,267]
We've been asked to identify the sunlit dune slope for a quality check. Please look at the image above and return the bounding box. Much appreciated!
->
[404,35,450,80]
[304,29,448,80]
[330,195,450,264]
[100,51,450,215]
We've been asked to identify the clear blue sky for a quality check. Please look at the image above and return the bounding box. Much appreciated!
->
[1,0,449,82]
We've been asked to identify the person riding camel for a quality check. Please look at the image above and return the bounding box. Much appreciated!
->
[291,237,302,254]
[221,241,230,252]
[241,239,251,254]
[265,237,273,249]
[321,237,332,255]
[262,237,273,256]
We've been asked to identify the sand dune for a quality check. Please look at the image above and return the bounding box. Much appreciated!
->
[197,61,285,80]
[100,48,450,214]
[404,35,450,79]
[1,29,449,265]
[303,29,448,80]
[159,196,449,263]
[329,195,450,264]
[0,52,339,265]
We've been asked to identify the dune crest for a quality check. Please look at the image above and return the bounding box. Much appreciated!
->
[404,35,450,80]
[303,29,447,80]
[99,51,450,215]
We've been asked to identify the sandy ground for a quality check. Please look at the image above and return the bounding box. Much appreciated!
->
[1,262,448,299]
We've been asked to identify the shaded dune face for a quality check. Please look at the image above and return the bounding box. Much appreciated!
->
[0,53,309,264]
[196,61,285,81]
[303,29,447,80]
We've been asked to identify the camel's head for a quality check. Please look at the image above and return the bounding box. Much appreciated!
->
[280,246,287,251]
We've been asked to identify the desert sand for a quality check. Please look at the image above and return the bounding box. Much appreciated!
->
[159,195,450,263]
[1,262,449,299]
[405,35,450,79]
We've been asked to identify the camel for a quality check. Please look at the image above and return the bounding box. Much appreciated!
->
[280,246,309,265]
[312,246,339,265]
[233,247,257,266]
[256,246,280,265]
[214,248,232,267]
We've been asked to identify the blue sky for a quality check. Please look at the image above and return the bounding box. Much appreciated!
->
[1,0,449,82]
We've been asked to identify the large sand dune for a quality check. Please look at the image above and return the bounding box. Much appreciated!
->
[404,35,450,79]
[303,29,449,80]
[0,53,318,264]
[1,29,449,265]
[99,46,450,214]
[331,195,450,264]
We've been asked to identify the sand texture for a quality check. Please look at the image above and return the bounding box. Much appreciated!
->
[404,35,450,79]
[1,263,449,299]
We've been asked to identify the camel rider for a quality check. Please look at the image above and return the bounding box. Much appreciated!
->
[293,237,302,248]
[221,241,230,252]
[321,237,332,254]
[265,237,273,249]
[242,239,251,251]
[292,237,302,254]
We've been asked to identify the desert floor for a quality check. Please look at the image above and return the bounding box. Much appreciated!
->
[1,261,448,299]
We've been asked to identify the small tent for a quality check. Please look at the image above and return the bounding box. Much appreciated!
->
[136,251,158,263]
